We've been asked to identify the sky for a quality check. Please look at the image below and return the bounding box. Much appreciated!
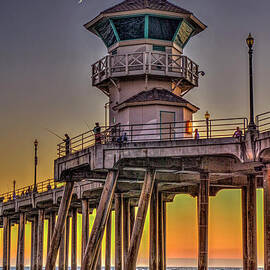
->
[0,0,270,267]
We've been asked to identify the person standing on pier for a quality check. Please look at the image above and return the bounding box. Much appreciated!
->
[64,133,71,155]
[93,122,101,144]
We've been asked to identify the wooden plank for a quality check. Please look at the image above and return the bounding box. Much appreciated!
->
[125,169,156,270]
[115,193,123,270]
[45,181,74,270]
[81,169,119,270]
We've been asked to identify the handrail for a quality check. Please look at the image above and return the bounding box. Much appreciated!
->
[0,179,64,203]
[57,118,248,158]
[256,111,270,132]
[92,51,199,87]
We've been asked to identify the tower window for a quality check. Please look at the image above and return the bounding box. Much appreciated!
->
[95,19,117,47]
[112,16,145,40]
[149,16,181,41]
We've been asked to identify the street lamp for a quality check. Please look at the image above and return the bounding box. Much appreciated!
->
[205,111,210,139]
[246,33,256,129]
[34,139,38,192]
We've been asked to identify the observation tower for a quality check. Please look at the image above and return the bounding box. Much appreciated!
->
[85,0,206,136]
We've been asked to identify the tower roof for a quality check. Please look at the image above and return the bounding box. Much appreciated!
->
[101,0,192,15]
[114,88,199,112]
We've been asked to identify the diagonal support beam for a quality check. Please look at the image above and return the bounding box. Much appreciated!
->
[45,182,74,270]
[125,168,156,270]
[81,169,119,270]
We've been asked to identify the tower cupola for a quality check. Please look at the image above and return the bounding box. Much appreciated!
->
[85,0,206,53]
[85,0,206,136]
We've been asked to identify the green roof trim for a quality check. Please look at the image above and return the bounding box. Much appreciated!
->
[109,19,120,42]
[144,15,149,39]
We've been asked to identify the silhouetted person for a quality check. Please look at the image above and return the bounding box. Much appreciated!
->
[194,128,200,140]
[64,133,70,155]
[233,127,242,138]
[93,122,101,144]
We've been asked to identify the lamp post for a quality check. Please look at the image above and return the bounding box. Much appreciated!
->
[34,139,38,192]
[246,33,256,129]
[205,111,210,139]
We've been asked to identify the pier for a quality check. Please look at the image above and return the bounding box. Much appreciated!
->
[1,0,270,269]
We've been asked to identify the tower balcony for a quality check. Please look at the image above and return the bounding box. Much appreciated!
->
[92,52,199,91]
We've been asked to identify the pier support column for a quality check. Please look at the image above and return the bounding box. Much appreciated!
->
[37,209,45,270]
[59,222,66,270]
[125,169,156,270]
[3,216,10,270]
[150,184,157,270]
[198,172,209,270]
[130,205,135,238]
[81,199,89,266]
[158,192,164,270]
[123,197,130,267]
[163,200,167,270]
[264,165,270,270]
[242,186,248,270]
[71,208,77,270]
[65,216,70,270]
[247,175,257,269]
[105,211,112,270]
[81,169,119,270]
[31,215,38,270]
[47,211,56,255]
[45,181,74,270]
[115,193,123,270]
[17,212,25,270]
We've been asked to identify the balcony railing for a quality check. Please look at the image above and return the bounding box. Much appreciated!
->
[57,118,248,157]
[0,179,63,203]
[92,52,199,87]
